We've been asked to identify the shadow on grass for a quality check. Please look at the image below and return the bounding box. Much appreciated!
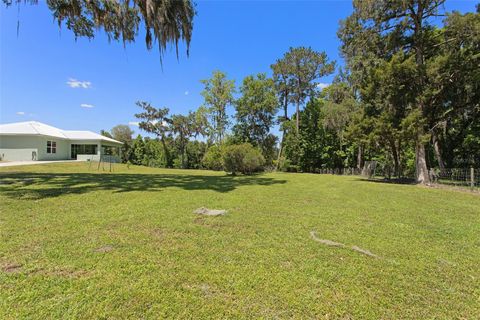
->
[353,177,416,185]
[0,172,287,200]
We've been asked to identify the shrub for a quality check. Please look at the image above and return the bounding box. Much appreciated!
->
[222,143,264,175]
[173,158,183,169]
[202,145,224,171]
[223,144,246,175]
[277,157,290,172]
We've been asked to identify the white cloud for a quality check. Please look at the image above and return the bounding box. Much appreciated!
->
[80,103,94,108]
[152,120,169,126]
[67,78,92,89]
[184,91,189,95]
[317,82,330,90]
[128,121,140,127]
[16,111,25,115]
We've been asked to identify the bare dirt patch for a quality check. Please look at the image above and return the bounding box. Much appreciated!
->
[2,263,22,273]
[194,207,227,216]
[351,246,379,258]
[151,228,165,239]
[194,216,210,226]
[424,183,479,195]
[183,283,222,298]
[310,231,380,258]
[94,245,114,253]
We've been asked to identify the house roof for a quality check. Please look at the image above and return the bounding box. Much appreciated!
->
[0,121,122,145]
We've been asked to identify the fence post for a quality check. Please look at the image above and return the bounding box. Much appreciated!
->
[471,167,475,189]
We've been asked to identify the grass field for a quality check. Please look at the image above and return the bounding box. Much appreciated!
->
[1,163,479,319]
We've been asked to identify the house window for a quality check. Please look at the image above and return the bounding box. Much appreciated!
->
[47,141,57,154]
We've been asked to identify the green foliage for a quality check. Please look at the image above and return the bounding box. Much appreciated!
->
[282,119,301,166]
[143,138,167,167]
[222,143,264,175]
[200,71,235,144]
[336,2,480,180]
[282,99,350,172]
[130,134,209,170]
[185,141,207,169]
[338,0,451,183]
[111,125,134,145]
[135,101,171,138]
[135,101,173,167]
[201,145,224,171]
[170,110,207,169]
[131,135,145,165]
[110,124,134,163]
[271,46,335,132]
[5,0,195,61]
[100,130,113,138]
[233,73,278,164]
[125,7,479,176]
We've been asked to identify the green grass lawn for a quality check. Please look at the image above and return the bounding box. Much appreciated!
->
[1,163,479,319]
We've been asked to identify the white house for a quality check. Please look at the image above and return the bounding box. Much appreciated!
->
[0,121,122,162]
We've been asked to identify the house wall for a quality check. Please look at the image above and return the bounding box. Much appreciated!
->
[36,136,70,160]
[0,135,39,161]
[0,135,69,161]
[0,136,122,161]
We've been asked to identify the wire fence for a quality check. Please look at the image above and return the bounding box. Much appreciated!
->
[430,168,480,188]
[310,165,480,190]
[311,168,363,175]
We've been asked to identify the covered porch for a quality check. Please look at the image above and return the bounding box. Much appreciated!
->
[70,140,122,163]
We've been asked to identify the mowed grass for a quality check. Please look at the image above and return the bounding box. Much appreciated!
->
[1,163,479,319]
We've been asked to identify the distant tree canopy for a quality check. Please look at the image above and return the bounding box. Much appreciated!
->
[200,71,236,144]
[101,125,134,163]
[335,0,480,183]
[232,73,278,164]
[271,47,335,133]
[111,125,134,145]
[21,1,474,179]
[3,0,195,60]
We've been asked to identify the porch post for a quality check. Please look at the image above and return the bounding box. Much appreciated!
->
[97,142,102,161]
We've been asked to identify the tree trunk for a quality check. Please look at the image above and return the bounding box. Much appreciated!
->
[276,130,285,170]
[276,94,289,170]
[160,135,171,168]
[295,100,300,134]
[356,145,363,170]
[397,137,403,178]
[432,132,446,173]
[283,91,289,120]
[389,138,400,178]
[411,3,430,184]
[181,146,186,169]
[415,141,430,184]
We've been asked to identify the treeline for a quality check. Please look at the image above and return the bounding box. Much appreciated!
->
[281,2,479,182]
[103,128,265,175]
[103,2,479,182]
[332,2,480,183]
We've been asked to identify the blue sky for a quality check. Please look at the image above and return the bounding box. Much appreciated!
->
[0,0,477,136]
